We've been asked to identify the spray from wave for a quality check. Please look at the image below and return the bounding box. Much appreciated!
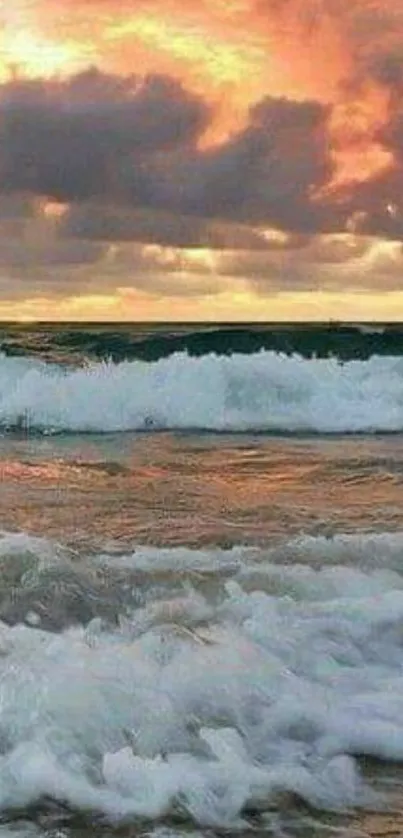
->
[0,351,403,434]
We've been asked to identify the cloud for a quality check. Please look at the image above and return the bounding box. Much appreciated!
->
[0,196,231,300]
[253,0,403,83]
[141,96,333,231]
[0,68,208,201]
[218,234,403,294]
[58,203,277,250]
[0,0,403,310]
[0,66,336,235]
[0,190,401,304]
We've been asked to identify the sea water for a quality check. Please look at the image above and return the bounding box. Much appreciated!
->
[0,322,403,838]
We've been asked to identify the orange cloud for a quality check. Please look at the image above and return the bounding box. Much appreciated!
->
[7,0,397,193]
[2,0,349,141]
[0,0,398,223]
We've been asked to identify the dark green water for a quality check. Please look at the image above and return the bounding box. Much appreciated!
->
[1,321,402,364]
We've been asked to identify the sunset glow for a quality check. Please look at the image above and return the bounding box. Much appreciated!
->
[0,0,401,319]
[0,30,90,79]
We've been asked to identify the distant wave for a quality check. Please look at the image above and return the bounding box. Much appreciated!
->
[1,323,402,364]
[1,351,403,434]
[354,323,386,336]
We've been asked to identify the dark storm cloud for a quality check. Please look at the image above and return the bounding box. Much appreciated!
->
[0,227,229,301]
[0,194,38,220]
[59,203,291,250]
[0,69,208,201]
[1,197,402,301]
[1,62,403,247]
[60,204,209,246]
[141,97,333,231]
[0,233,105,272]
[0,68,336,234]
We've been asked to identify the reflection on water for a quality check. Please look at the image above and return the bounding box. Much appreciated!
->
[1,433,403,549]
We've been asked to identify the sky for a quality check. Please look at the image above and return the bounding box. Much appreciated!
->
[0,1,403,320]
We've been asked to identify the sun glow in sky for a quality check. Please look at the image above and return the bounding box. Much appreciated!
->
[0,30,91,79]
[0,0,402,319]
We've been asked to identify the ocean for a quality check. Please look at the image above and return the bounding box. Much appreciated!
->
[1,321,403,838]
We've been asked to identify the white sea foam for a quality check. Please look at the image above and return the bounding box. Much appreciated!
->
[354,324,386,335]
[100,532,403,574]
[0,351,403,433]
[0,532,402,822]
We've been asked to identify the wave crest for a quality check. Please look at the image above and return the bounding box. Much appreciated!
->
[0,351,402,434]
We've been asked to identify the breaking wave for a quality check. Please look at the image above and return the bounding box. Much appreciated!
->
[0,531,402,824]
[1,351,403,434]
